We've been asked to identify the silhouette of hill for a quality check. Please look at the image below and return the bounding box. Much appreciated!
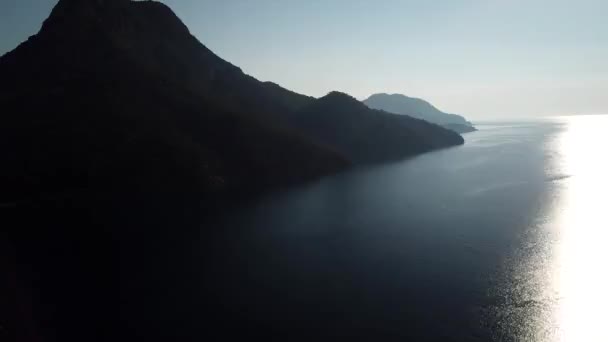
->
[0,0,348,201]
[364,93,476,133]
[291,92,464,163]
[0,0,467,201]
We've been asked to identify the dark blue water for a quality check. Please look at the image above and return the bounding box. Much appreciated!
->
[196,117,608,341]
[11,118,605,341]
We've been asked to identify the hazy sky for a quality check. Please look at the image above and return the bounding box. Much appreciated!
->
[1,0,607,119]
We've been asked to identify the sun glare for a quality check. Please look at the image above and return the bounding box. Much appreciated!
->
[554,116,608,341]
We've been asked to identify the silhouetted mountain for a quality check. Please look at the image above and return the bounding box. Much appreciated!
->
[364,93,476,133]
[0,0,348,201]
[290,92,464,164]
[1,0,469,202]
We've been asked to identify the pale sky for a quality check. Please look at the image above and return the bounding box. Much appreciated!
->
[1,0,607,119]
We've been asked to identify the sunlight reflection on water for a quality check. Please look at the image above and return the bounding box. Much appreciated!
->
[489,116,608,341]
[502,116,608,341]
[554,116,608,341]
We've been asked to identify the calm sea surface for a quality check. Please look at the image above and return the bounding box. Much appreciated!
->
[197,116,608,341]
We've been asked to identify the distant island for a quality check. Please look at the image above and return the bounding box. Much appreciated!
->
[0,0,464,202]
[364,93,477,133]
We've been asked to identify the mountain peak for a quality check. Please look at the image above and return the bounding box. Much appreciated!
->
[54,0,130,10]
[368,93,420,102]
[324,91,352,98]
[319,91,361,105]
[51,0,130,15]
[41,0,131,32]
[38,0,192,42]
[306,91,369,113]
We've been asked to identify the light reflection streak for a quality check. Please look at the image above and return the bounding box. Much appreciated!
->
[554,116,608,341]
